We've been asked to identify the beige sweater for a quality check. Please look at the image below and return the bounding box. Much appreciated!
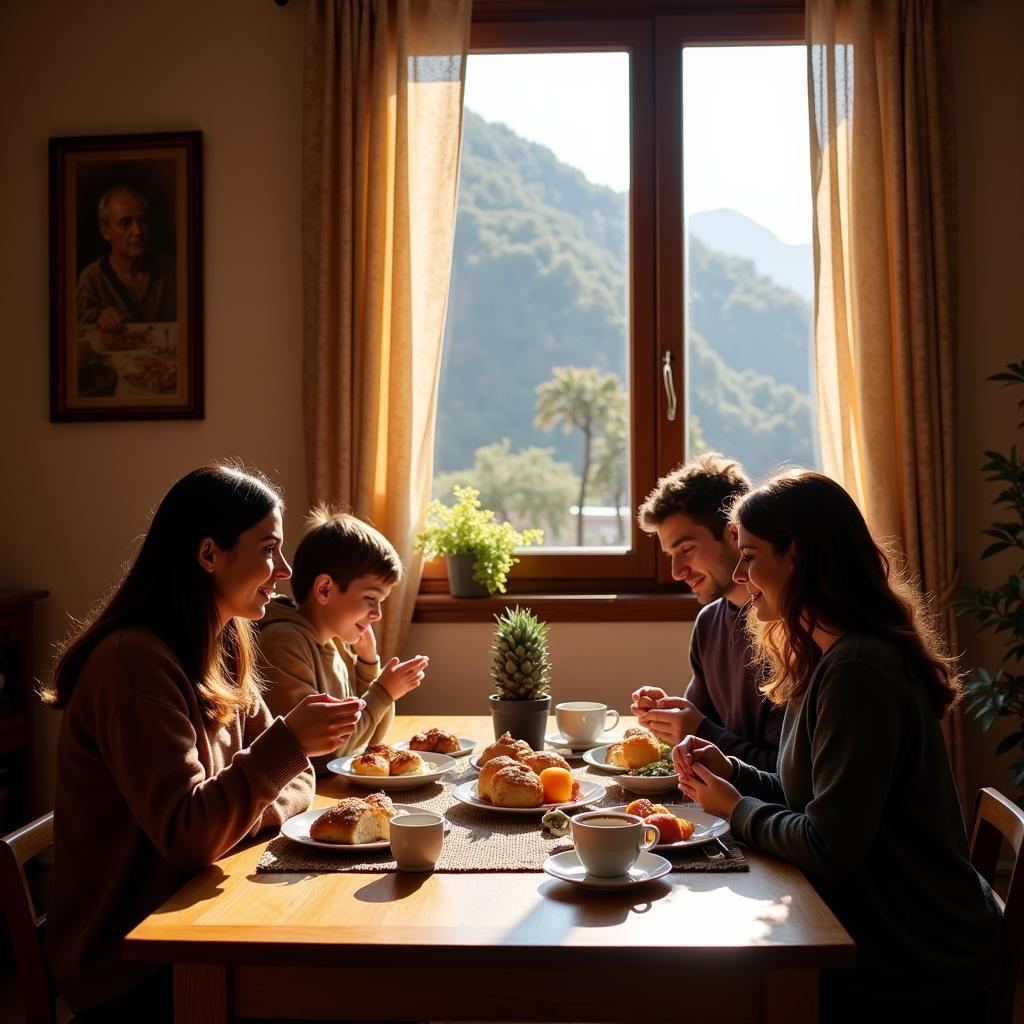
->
[257,598,395,772]
[48,627,314,1011]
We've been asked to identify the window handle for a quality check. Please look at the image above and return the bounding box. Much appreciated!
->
[662,350,677,422]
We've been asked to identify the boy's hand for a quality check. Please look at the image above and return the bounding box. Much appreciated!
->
[352,622,379,664]
[284,694,364,757]
[379,655,429,701]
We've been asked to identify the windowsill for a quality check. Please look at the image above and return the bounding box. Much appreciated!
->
[412,591,700,623]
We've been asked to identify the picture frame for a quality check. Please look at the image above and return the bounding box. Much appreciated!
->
[49,131,203,421]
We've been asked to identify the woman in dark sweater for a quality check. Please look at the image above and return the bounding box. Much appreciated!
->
[674,470,1000,1022]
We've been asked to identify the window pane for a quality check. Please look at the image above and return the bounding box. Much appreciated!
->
[433,52,632,549]
[683,46,819,480]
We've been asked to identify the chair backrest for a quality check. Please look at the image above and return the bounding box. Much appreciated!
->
[0,811,55,1024]
[970,787,1024,1024]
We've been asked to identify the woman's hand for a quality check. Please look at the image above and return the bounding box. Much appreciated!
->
[378,655,428,701]
[284,693,364,757]
[673,737,740,818]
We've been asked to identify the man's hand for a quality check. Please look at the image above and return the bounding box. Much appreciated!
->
[630,685,668,712]
[637,698,704,744]
[97,307,125,332]
[379,654,429,701]
[672,737,740,818]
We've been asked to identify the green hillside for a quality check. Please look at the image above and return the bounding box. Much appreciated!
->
[435,110,815,489]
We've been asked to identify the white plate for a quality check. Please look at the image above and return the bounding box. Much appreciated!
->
[451,778,605,815]
[280,803,433,851]
[394,737,476,758]
[545,731,619,752]
[613,770,681,796]
[326,751,457,789]
[581,744,629,774]
[604,804,729,849]
[542,850,672,890]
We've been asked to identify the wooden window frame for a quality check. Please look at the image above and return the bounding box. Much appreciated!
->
[417,0,804,622]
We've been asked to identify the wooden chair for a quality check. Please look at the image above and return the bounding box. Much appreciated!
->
[970,787,1024,1024]
[0,811,60,1024]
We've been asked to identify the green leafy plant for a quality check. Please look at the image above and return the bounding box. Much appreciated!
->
[958,362,1024,792]
[417,485,542,595]
[491,605,551,700]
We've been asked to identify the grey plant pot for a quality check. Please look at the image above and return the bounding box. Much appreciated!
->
[488,693,552,751]
[445,553,489,598]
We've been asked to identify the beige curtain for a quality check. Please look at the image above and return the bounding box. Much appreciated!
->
[807,0,965,796]
[302,0,471,658]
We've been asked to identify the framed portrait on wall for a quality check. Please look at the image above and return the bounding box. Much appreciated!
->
[49,131,203,421]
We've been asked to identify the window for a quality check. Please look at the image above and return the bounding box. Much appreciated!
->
[423,2,812,608]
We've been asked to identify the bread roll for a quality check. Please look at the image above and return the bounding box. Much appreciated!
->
[365,742,397,762]
[490,764,544,808]
[621,727,661,769]
[607,742,627,767]
[408,728,460,754]
[479,731,533,766]
[309,793,397,844]
[477,755,521,801]
[518,751,571,775]
[389,750,425,776]
[351,752,389,776]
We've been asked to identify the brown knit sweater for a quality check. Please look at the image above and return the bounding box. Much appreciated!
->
[47,627,315,1011]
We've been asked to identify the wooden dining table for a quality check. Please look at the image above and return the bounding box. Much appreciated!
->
[124,715,855,1023]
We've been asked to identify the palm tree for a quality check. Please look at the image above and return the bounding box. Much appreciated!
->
[535,366,623,546]
[591,390,629,542]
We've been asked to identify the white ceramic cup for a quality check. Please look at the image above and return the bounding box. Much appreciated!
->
[389,812,445,872]
[555,701,621,744]
[571,811,660,878]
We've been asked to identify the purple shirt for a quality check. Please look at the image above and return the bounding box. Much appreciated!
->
[685,596,782,770]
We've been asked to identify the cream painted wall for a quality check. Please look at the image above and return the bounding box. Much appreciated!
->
[952,0,1024,801]
[0,0,1020,815]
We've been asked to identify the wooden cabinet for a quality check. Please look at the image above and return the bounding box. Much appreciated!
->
[0,590,48,833]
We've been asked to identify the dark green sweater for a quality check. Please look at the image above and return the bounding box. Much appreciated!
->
[729,633,1000,1004]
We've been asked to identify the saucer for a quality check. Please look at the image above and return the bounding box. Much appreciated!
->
[542,850,672,890]
[545,732,616,752]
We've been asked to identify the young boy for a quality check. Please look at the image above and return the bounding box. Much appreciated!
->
[258,507,428,773]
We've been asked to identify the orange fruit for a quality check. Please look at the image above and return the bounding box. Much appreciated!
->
[539,766,574,803]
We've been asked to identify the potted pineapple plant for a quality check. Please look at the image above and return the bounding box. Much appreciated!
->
[489,605,552,749]
[416,485,542,597]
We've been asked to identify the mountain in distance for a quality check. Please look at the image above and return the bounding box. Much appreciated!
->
[435,111,816,485]
[689,207,814,303]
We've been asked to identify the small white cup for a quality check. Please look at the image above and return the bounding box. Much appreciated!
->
[555,701,621,744]
[571,811,660,877]
[389,812,444,872]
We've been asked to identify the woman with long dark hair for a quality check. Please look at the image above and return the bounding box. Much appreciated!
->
[43,464,364,1019]
[674,470,1000,1021]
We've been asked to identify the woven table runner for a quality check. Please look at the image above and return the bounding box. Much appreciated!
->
[257,762,747,874]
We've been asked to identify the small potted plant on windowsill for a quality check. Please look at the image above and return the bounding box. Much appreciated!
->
[489,605,552,748]
[416,485,542,597]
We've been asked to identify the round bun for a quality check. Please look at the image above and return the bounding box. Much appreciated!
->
[518,751,571,775]
[621,727,661,769]
[489,765,544,808]
[365,742,397,762]
[606,742,627,767]
[645,812,685,844]
[389,750,426,776]
[408,728,461,754]
[351,753,389,776]
[479,731,533,766]
[309,793,397,844]
[477,755,521,801]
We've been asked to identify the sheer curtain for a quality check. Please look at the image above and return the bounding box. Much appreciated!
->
[302,0,471,658]
[807,0,964,793]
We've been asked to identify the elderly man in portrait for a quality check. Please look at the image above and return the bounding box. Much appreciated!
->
[77,185,176,331]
